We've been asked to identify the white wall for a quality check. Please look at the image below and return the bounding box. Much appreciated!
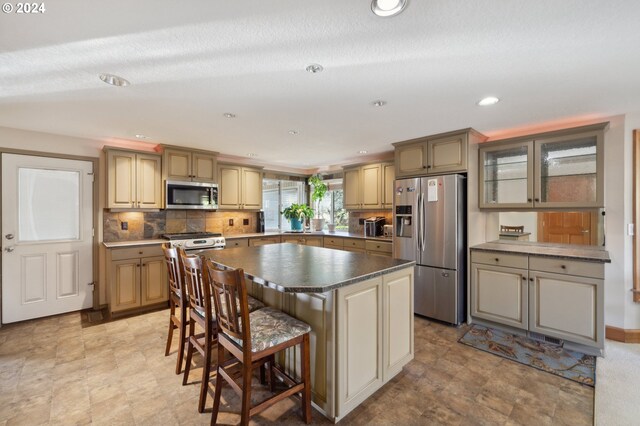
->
[623,112,640,329]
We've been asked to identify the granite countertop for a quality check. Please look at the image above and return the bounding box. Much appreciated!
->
[103,239,166,248]
[471,240,611,263]
[225,231,393,242]
[202,243,414,293]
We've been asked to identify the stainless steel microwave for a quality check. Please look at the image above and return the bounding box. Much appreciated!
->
[165,180,218,210]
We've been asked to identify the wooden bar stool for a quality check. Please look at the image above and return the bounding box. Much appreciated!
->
[180,249,218,413]
[180,250,266,413]
[162,243,188,375]
[204,259,312,426]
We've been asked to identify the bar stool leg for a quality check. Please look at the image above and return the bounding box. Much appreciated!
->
[301,333,312,424]
[165,303,175,356]
[175,309,187,375]
[211,344,224,426]
[183,320,195,386]
[240,361,252,426]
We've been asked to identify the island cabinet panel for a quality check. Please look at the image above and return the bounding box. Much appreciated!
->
[529,270,603,347]
[382,268,414,381]
[337,277,383,419]
[470,263,528,329]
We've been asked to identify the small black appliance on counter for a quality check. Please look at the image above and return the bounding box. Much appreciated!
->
[364,217,385,237]
[257,211,265,232]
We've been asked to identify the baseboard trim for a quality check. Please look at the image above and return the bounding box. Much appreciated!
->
[605,326,640,343]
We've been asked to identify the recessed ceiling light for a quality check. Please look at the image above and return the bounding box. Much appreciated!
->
[99,73,130,87]
[223,113,236,118]
[358,150,368,154]
[372,100,387,107]
[477,96,500,106]
[371,0,408,17]
[288,130,299,135]
[247,153,258,157]
[306,64,324,73]
[135,134,148,139]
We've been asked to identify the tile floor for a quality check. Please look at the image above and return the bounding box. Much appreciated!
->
[0,309,593,425]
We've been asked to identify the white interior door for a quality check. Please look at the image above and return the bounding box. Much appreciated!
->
[2,153,94,324]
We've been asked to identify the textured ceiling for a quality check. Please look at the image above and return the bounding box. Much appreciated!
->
[1,0,639,172]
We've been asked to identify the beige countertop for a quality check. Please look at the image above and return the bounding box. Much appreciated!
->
[103,239,166,248]
[471,240,611,263]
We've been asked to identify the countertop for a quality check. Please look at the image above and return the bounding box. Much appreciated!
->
[202,243,414,293]
[471,240,611,263]
[224,231,393,242]
[103,239,167,248]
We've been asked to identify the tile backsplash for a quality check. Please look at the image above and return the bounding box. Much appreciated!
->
[103,210,258,242]
[348,210,393,235]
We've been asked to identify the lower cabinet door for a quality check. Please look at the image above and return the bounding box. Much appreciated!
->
[471,263,528,329]
[336,277,383,418]
[529,271,603,348]
[111,259,141,312]
[382,268,414,382]
[141,256,168,306]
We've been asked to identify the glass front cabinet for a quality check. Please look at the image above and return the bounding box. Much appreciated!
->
[479,123,605,209]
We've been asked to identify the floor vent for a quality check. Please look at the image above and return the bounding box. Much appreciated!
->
[528,331,563,346]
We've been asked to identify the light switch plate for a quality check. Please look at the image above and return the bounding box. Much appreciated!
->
[628,223,634,236]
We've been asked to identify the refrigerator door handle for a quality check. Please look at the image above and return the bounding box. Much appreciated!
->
[418,192,425,252]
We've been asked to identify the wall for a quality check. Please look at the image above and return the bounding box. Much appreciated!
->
[624,112,640,329]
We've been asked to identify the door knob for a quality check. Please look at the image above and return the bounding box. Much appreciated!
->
[5,234,14,240]
[4,247,14,252]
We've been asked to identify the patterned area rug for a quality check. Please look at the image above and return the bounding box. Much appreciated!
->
[459,324,596,386]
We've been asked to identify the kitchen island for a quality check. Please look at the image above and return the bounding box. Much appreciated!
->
[203,243,415,422]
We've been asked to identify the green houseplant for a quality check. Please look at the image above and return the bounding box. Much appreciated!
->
[309,174,328,231]
[281,203,314,232]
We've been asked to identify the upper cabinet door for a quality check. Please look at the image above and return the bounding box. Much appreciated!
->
[479,141,534,209]
[107,150,136,208]
[164,149,192,181]
[192,152,217,183]
[533,131,603,209]
[241,167,263,209]
[361,164,382,209]
[382,163,395,209]
[395,141,427,178]
[218,165,241,209]
[427,134,467,174]
[343,168,361,209]
[136,154,162,209]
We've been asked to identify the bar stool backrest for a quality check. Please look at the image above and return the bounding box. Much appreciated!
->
[162,243,186,300]
[179,249,210,316]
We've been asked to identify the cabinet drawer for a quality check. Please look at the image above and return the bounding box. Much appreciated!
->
[344,238,366,250]
[529,256,604,279]
[226,238,249,248]
[324,236,345,248]
[365,240,392,254]
[111,245,163,261]
[471,251,528,269]
[249,236,281,246]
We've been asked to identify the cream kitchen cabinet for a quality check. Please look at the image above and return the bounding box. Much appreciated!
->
[365,240,392,257]
[163,148,217,183]
[281,235,323,246]
[343,162,393,210]
[478,123,606,209]
[470,254,529,330]
[393,129,480,178]
[528,257,604,348]
[225,238,249,249]
[106,245,168,314]
[218,164,263,210]
[106,149,162,209]
[470,248,605,350]
[248,235,281,246]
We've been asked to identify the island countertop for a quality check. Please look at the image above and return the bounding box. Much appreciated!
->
[202,242,415,293]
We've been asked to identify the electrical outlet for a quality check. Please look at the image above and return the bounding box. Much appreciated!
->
[359,218,365,225]
[121,221,128,230]
[243,218,249,225]
[229,219,234,226]
[629,223,635,236]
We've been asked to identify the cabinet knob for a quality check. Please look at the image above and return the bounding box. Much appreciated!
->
[534,198,540,202]
[561,265,566,269]
[139,251,143,254]
[423,166,427,169]
[494,258,499,262]
[529,278,534,282]
[522,276,526,280]
[427,165,431,169]
[527,198,532,202]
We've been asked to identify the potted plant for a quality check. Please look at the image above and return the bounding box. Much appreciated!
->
[309,174,328,231]
[281,203,314,232]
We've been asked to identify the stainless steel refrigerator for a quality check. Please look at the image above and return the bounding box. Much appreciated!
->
[393,174,466,325]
